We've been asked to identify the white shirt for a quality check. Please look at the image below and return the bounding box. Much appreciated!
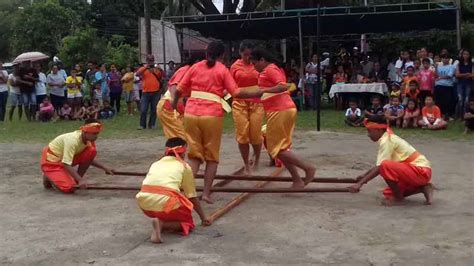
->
[345,108,361,117]
[8,74,20,94]
[387,63,400,82]
[395,59,414,75]
[0,70,8,92]
[35,72,47,95]
[47,73,66,96]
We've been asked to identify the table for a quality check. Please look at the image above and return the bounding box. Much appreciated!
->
[329,83,389,98]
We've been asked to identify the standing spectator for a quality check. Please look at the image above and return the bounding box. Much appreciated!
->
[34,63,48,112]
[417,58,435,105]
[166,60,176,80]
[0,62,8,122]
[38,96,54,122]
[387,57,399,83]
[95,63,110,103]
[135,54,163,130]
[333,65,348,84]
[121,66,135,115]
[305,54,321,109]
[360,55,374,77]
[401,66,418,96]
[419,47,434,65]
[413,59,421,75]
[85,61,97,98]
[65,69,83,116]
[434,54,456,120]
[395,50,414,80]
[133,66,142,109]
[8,65,23,121]
[368,62,386,83]
[74,64,84,78]
[47,65,66,113]
[108,64,123,114]
[455,49,473,119]
[17,63,37,121]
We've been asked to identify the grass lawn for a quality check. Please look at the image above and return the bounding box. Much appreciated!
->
[1,107,473,143]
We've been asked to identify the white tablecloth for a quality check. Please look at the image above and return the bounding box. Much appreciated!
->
[329,83,389,98]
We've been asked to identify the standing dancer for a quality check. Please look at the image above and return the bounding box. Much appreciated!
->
[251,48,316,189]
[230,41,264,174]
[157,55,201,140]
[173,41,262,204]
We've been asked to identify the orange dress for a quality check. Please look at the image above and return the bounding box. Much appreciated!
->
[259,64,297,158]
[156,66,190,140]
[178,60,240,162]
[230,59,264,145]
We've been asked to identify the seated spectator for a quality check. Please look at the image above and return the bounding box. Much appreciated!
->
[75,101,87,121]
[38,96,54,122]
[88,99,100,119]
[464,99,474,134]
[333,65,348,84]
[99,100,115,119]
[385,96,404,128]
[419,96,447,130]
[344,99,363,127]
[390,82,402,98]
[59,102,73,120]
[401,66,418,96]
[403,80,420,106]
[364,95,384,118]
[403,99,420,128]
[417,58,435,105]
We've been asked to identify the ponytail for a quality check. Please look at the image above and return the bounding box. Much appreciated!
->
[206,41,225,68]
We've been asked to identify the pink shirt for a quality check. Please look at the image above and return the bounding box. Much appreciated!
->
[40,103,54,113]
[418,69,434,92]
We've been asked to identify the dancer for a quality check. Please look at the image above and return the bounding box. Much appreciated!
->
[40,119,115,193]
[348,116,434,206]
[173,41,262,204]
[157,55,201,140]
[136,137,211,244]
[230,41,264,174]
[250,48,316,189]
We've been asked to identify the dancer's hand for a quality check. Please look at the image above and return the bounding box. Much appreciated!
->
[104,168,115,175]
[201,218,212,226]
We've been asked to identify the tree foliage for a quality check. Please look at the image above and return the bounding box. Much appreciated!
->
[58,27,107,67]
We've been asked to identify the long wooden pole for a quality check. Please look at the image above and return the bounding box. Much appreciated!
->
[207,167,285,224]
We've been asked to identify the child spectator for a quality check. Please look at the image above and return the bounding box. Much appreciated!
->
[93,82,103,107]
[417,58,435,105]
[403,99,420,128]
[385,96,404,128]
[88,99,100,119]
[404,80,420,105]
[121,66,135,115]
[419,96,447,130]
[59,102,73,120]
[65,69,83,116]
[75,102,87,121]
[38,96,54,122]
[99,100,115,119]
[390,82,402,98]
[344,100,363,127]
[434,54,456,120]
[364,95,384,118]
[333,65,348,84]
[464,99,474,134]
[401,66,418,97]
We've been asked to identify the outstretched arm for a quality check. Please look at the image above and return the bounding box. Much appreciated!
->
[348,166,380,193]
[188,197,211,226]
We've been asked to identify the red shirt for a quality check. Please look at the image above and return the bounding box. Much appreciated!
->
[418,69,434,92]
[258,64,295,112]
[164,65,191,113]
[230,59,260,103]
[178,60,239,117]
[422,105,441,124]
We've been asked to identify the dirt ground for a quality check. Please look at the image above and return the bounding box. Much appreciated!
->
[1,131,473,265]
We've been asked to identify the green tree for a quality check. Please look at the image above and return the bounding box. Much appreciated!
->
[58,27,107,67]
[103,35,139,69]
[11,1,78,57]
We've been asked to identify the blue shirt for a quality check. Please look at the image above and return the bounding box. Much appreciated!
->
[95,71,109,93]
[435,64,455,87]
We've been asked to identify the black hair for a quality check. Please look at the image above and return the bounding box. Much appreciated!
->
[367,114,386,124]
[422,58,431,65]
[407,98,418,109]
[348,98,358,104]
[390,95,401,100]
[181,53,203,68]
[425,95,434,101]
[206,41,225,67]
[250,47,278,63]
[406,65,415,71]
[84,118,99,124]
[440,54,450,59]
[408,80,419,87]
[239,40,254,52]
[165,137,187,148]
[371,95,381,101]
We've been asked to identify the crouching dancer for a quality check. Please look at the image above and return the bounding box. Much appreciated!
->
[136,137,211,244]
[348,116,434,206]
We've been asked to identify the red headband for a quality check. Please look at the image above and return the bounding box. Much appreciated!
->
[80,122,103,133]
[165,145,187,165]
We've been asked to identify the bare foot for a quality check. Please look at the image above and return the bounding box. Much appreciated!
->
[43,176,52,189]
[243,164,252,176]
[150,219,163,244]
[422,184,434,205]
[291,181,305,189]
[201,194,214,204]
[303,166,316,186]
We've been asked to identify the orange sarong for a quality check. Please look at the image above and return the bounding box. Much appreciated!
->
[232,100,264,145]
[380,153,432,199]
[265,108,297,158]
[139,185,195,236]
[156,98,186,140]
[40,145,97,193]
[184,114,223,162]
